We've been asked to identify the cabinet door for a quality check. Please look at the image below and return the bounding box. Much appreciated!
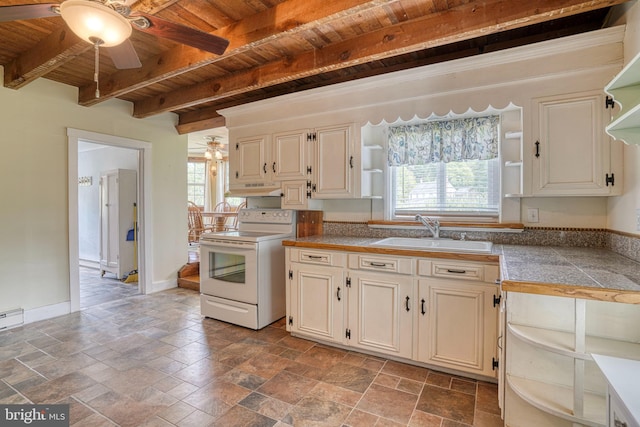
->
[417,279,498,377]
[100,172,119,271]
[273,130,308,181]
[312,124,355,198]
[290,263,344,344]
[532,91,616,196]
[348,272,413,359]
[232,135,270,185]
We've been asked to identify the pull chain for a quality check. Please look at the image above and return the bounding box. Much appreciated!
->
[92,39,101,98]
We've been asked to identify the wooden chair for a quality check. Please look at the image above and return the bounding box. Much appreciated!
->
[228,200,246,230]
[188,201,214,243]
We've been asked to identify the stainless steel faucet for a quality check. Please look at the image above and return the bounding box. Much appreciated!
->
[415,214,440,239]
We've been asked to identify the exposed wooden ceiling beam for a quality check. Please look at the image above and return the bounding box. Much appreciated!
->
[4,27,90,89]
[2,0,190,90]
[77,0,391,106]
[134,0,627,118]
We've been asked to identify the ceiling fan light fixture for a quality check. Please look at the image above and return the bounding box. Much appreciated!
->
[60,0,132,47]
[204,150,213,160]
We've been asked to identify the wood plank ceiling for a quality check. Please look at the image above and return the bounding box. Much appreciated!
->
[0,0,630,134]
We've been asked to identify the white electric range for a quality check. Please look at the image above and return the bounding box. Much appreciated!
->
[199,208,295,329]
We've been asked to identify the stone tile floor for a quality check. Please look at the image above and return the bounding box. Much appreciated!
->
[80,267,139,309]
[0,273,503,426]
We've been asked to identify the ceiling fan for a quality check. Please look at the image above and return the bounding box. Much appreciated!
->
[197,136,226,160]
[0,1,230,95]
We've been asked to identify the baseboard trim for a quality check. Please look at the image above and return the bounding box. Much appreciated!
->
[24,302,70,325]
[147,279,177,294]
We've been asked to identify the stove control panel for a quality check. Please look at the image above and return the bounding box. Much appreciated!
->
[238,209,294,224]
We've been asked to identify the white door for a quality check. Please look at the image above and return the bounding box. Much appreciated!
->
[290,263,344,344]
[348,271,413,358]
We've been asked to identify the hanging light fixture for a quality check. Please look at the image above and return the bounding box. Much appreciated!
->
[59,0,132,47]
[215,149,223,160]
[204,150,213,160]
[59,1,132,98]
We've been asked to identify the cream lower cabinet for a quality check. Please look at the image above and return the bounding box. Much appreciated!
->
[347,270,414,359]
[289,263,344,344]
[286,247,500,380]
[287,248,346,344]
[416,278,499,378]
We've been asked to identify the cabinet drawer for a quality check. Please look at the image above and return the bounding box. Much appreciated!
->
[348,254,413,275]
[291,248,346,267]
[427,261,485,281]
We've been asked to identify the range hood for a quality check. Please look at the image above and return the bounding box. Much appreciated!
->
[228,184,283,197]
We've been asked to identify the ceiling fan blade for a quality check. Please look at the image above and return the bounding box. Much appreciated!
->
[131,12,229,55]
[106,40,142,69]
[0,4,59,22]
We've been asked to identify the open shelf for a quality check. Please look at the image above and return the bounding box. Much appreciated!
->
[604,50,640,145]
[507,375,606,427]
[508,323,640,361]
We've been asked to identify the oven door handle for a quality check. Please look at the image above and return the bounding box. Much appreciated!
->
[200,240,257,250]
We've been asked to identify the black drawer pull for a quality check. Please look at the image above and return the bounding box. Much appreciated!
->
[337,287,341,301]
[369,262,388,267]
[421,298,426,315]
[405,296,410,312]
[446,269,467,274]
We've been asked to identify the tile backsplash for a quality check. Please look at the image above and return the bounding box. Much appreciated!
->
[321,222,640,263]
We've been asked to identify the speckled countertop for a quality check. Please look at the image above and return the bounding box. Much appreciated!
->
[283,237,640,303]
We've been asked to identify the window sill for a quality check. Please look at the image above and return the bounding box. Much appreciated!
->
[367,220,525,233]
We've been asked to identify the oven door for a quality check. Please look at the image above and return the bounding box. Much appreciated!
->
[199,239,258,304]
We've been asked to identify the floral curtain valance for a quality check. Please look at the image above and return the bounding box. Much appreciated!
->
[387,115,499,166]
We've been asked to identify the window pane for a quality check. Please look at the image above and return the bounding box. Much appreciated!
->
[187,160,207,207]
[392,158,499,216]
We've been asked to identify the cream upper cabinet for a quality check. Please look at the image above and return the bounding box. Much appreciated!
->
[531,90,622,196]
[230,134,272,186]
[310,123,356,199]
[272,129,309,181]
[347,270,414,359]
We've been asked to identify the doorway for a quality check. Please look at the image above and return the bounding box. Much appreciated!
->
[67,128,152,312]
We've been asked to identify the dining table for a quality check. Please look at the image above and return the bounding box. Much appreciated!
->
[201,211,238,231]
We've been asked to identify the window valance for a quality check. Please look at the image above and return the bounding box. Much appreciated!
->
[387,115,499,166]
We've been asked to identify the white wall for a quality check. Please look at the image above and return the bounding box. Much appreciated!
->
[78,144,138,265]
[0,70,187,315]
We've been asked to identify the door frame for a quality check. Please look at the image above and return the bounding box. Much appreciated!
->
[67,128,153,312]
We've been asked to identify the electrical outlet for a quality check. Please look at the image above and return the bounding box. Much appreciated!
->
[527,208,539,223]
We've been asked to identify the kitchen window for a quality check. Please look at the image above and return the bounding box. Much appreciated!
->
[388,115,500,221]
[187,158,207,207]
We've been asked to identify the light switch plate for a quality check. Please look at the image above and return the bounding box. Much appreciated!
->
[527,208,539,223]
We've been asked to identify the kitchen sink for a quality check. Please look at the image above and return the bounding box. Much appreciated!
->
[370,237,493,254]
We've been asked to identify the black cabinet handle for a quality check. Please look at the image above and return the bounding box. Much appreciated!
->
[272,162,276,173]
[349,156,354,168]
[446,269,467,274]
[337,287,341,301]
[535,141,540,158]
[405,296,410,312]
[421,298,426,315]
[263,163,267,173]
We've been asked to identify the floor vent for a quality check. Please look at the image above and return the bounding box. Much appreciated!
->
[0,308,24,330]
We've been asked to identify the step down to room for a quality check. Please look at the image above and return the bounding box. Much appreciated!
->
[178,262,199,292]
